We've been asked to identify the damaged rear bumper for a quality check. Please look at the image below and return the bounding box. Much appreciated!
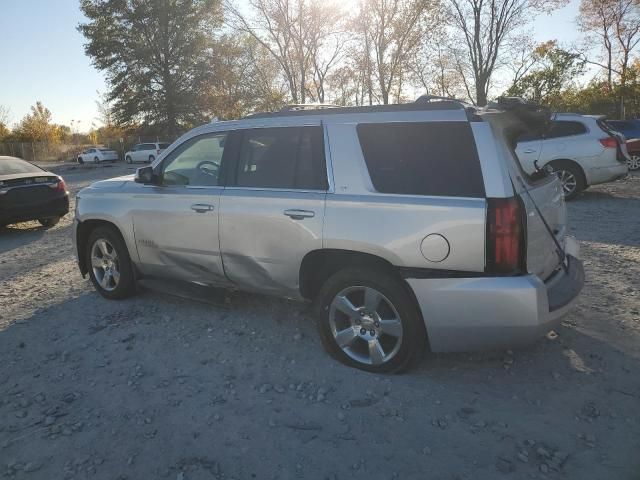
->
[406,255,584,353]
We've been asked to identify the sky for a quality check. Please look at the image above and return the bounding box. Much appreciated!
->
[0,0,584,132]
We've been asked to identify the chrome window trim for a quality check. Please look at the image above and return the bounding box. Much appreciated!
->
[224,186,327,194]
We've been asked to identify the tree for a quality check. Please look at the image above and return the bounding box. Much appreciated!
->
[505,41,586,107]
[0,105,10,141]
[226,0,345,105]
[352,0,437,104]
[578,0,640,117]
[447,0,566,106]
[14,102,60,143]
[79,0,222,136]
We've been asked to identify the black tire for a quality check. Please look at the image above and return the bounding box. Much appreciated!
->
[550,160,584,201]
[148,155,155,163]
[125,155,132,164]
[86,226,136,300]
[628,154,640,171]
[94,156,100,163]
[38,217,60,228]
[78,157,84,165]
[314,267,426,373]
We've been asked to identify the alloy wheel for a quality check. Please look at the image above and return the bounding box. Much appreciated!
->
[329,286,403,366]
[628,155,640,171]
[555,169,577,196]
[91,239,120,292]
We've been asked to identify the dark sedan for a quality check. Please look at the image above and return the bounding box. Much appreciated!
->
[0,156,69,228]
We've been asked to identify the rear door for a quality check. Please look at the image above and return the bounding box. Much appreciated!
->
[219,124,327,297]
[514,132,543,174]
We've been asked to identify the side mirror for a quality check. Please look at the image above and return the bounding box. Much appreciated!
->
[135,165,156,184]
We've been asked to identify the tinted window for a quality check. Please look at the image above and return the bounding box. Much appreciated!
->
[357,122,485,198]
[0,157,43,176]
[142,144,156,150]
[546,121,587,138]
[161,133,227,187]
[235,126,327,190]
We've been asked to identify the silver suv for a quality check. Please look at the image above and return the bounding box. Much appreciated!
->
[73,98,584,373]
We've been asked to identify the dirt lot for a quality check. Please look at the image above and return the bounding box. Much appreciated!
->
[1,163,638,480]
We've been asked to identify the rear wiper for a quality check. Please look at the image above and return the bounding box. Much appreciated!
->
[516,176,569,274]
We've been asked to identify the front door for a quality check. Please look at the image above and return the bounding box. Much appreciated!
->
[132,132,231,286]
[219,125,328,297]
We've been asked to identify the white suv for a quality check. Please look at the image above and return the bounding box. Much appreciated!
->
[73,98,584,373]
[515,113,629,199]
[125,142,170,164]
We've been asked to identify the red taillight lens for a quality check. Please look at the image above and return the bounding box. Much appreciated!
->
[49,178,67,192]
[599,137,617,148]
[486,197,524,274]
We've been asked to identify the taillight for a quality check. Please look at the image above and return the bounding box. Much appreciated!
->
[49,177,67,193]
[486,197,525,275]
[599,137,617,148]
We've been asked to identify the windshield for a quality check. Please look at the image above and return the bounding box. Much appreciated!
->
[0,157,43,176]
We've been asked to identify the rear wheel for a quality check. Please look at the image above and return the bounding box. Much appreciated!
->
[148,155,155,163]
[315,267,426,373]
[628,154,640,171]
[38,217,60,228]
[550,161,584,200]
[86,226,136,299]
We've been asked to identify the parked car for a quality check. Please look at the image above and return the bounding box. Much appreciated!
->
[0,156,69,228]
[77,147,119,164]
[73,98,584,373]
[515,113,629,200]
[124,142,170,164]
[625,138,640,170]
[604,119,640,140]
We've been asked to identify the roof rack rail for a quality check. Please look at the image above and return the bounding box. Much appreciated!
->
[414,94,463,104]
[279,103,342,112]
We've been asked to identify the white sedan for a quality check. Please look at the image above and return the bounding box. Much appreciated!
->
[77,148,119,164]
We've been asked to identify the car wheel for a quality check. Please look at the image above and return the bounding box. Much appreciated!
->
[78,157,84,165]
[94,156,100,163]
[550,161,584,201]
[86,226,136,300]
[628,154,640,171]
[315,267,426,373]
[125,155,132,164]
[148,155,155,163]
[38,217,60,228]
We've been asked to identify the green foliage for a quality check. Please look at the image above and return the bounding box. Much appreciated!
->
[505,41,586,108]
[79,0,223,136]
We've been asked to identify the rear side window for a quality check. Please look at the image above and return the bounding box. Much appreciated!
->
[235,126,327,190]
[159,143,170,149]
[546,121,587,138]
[357,122,485,198]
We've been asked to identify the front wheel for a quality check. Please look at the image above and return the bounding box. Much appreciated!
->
[628,154,640,171]
[125,155,132,164]
[86,226,136,299]
[148,155,155,163]
[315,267,426,373]
[94,156,100,163]
[78,157,84,165]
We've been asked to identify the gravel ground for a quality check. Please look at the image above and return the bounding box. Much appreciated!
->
[0,163,638,480]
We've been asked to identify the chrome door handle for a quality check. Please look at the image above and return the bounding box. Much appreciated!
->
[523,149,536,154]
[284,209,315,220]
[191,203,214,213]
